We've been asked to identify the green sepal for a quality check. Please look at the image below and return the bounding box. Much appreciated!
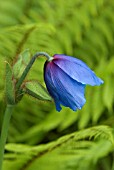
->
[24,81,52,101]
[13,49,31,79]
[15,88,24,104]
[5,62,15,105]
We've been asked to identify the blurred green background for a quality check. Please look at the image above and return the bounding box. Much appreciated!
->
[0,0,114,170]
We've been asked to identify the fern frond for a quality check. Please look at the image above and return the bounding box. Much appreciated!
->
[4,125,113,170]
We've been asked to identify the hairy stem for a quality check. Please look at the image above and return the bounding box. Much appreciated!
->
[16,52,53,90]
[0,105,14,170]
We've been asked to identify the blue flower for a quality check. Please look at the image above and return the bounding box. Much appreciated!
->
[44,54,104,112]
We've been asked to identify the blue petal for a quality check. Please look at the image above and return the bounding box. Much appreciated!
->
[50,62,86,111]
[44,62,62,111]
[53,54,104,86]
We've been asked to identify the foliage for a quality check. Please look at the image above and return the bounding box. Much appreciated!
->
[0,0,114,170]
[3,126,114,170]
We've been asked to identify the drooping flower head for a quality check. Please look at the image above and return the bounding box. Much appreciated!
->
[44,54,103,112]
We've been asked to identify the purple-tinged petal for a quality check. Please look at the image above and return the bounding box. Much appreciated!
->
[49,62,86,111]
[53,54,104,86]
[44,62,62,111]
[44,54,104,112]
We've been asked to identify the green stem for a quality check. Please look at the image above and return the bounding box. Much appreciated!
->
[111,152,114,170]
[16,52,53,90]
[0,105,14,170]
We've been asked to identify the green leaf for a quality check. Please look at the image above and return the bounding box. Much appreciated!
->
[78,88,92,129]
[13,49,31,79]
[106,56,114,74]
[5,143,34,153]
[103,75,114,111]
[5,62,15,105]
[24,81,52,101]
[3,126,113,170]
[92,86,104,123]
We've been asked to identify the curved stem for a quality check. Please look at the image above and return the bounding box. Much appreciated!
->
[16,52,53,90]
[0,105,14,170]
